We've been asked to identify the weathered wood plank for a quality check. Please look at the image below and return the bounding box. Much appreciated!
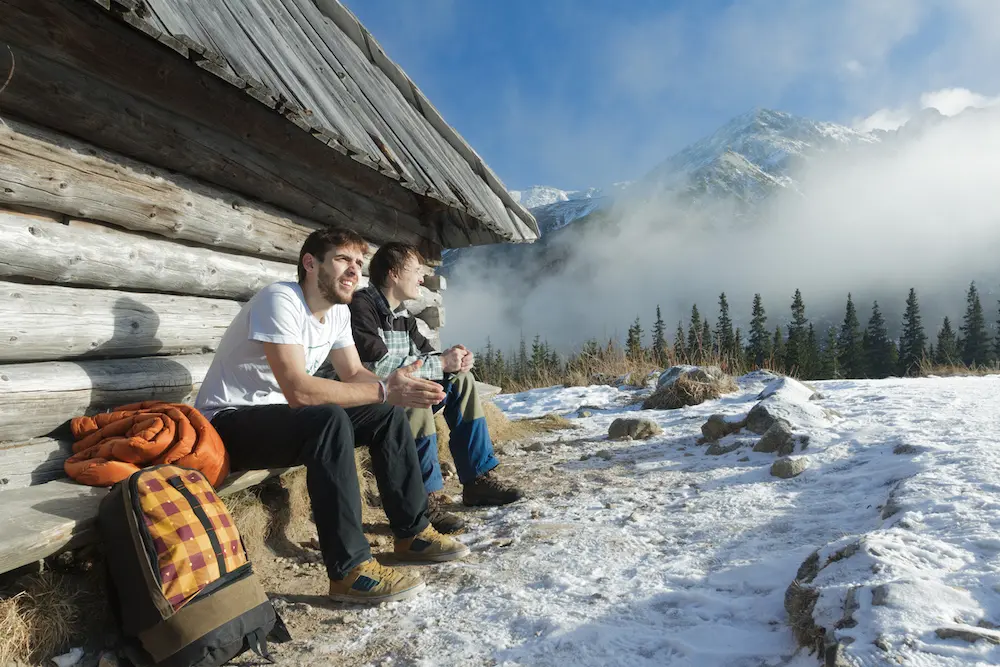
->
[0,3,452,247]
[0,354,213,443]
[421,274,446,292]
[0,281,242,363]
[0,118,322,262]
[0,211,296,299]
[0,438,71,490]
[0,467,297,575]
[416,306,445,329]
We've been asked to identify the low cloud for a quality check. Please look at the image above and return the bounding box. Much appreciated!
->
[856,87,1000,132]
[445,108,1000,354]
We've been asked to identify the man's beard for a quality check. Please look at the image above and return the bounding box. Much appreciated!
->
[317,265,353,305]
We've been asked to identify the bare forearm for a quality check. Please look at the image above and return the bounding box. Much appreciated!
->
[286,375,380,409]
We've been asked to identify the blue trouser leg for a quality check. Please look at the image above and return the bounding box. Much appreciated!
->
[408,407,444,493]
[441,372,500,485]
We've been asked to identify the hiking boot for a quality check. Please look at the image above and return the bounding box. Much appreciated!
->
[427,492,466,534]
[394,525,470,563]
[462,470,523,507]
[328,558,425,604]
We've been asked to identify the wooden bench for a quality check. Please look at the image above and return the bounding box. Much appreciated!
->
[0,468,296,576]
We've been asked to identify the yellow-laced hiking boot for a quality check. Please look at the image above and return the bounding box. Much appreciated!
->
[328,558,426,604]
[394,524,471,563]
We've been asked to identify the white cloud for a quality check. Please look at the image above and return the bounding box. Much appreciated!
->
[920,87,1000,116]
[854,87,1000,132]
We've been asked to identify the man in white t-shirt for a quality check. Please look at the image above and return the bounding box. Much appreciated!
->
[196,227,468,605]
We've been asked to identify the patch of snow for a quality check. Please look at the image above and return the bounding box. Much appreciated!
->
[304,375,1000,667]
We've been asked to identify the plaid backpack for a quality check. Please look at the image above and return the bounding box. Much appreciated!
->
[98,465,288,667]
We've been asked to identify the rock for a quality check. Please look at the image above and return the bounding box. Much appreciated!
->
[893,443,919,455]
[608,418,662,440]
[746,402,778,434]
[754,419,795,454]
[98,652,121,667]
[577,409,593,418]
[871,584,890,606]
[656,364,699,389]
[523,441,545,452]
[737,456,750,462]
[771,457,809,478]
[52,648,85,667]
[595,449,614,461]
[440,460,457,475]
[701,414,746,441]
[706,441,743,456]
[644,366,736,410]
[935,627,1000,645]
[757,376,823,402]
[874,635,891,652]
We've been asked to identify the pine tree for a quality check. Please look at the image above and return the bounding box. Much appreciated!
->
[651,306,667,365]
[732,327,745,369]
[626,316,644,360]
[960,282,991,366]
[715,293,736,361]
[784,289,809,374]
[898,288,927,376]
[935,316,958,365]
[863,301,893,378]
[747,293,771,368]
[531,334,547,373]
[802,324,820,379]
[701,319,713,359]
[927,342,935,363]
[687,305,702,362]
[674,322,687,364]
[517,334,529,378]
[837,293,864,378]
[996,300,1000,361]
[820,326,839,379]
[772,325,785,371]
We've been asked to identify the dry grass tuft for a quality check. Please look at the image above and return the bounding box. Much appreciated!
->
[642,373,738,410]
[919,359,1000,377]
[226,490,272,566]
[0,570,104,665]
[353,449,383,525]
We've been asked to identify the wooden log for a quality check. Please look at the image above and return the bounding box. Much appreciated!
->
[0,211,296,299]
[421,274,446,292]
[0,281,241,363]
[0,118,321,262]
[416,306,445,329]
[0,354,213,443]
[402,287,443,318]
[0,438,71,490]
[0,467,299,575]
[415,317,441,352]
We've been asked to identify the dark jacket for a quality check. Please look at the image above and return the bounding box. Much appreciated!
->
[349,285,443,380]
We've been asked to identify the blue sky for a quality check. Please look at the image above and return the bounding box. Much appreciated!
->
[345,1,1000,192]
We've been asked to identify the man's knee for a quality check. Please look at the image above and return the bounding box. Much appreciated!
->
[406,406,437,440]
[298,404,352,454]
[447,372,484,421]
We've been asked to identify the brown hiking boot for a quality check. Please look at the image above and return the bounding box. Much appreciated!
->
[427,492,466,534]
[395,525,470,563]
[462,469,524,507]
[328,558,425,604]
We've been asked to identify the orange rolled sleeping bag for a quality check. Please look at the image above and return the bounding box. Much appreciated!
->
[65,401,229,488]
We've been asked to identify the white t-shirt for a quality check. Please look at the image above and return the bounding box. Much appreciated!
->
[195,282,354,421]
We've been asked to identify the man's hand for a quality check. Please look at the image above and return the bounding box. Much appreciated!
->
[386,360,447,408]
[459,348,474,373]
[441,345,466,373]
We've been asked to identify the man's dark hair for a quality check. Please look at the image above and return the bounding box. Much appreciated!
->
[297,227,368,283]
[369,242,423,288]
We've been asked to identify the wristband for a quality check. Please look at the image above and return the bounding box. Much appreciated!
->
[378,380,388,404]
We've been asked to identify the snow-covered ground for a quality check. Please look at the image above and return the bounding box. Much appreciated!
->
[292,374,1000,667]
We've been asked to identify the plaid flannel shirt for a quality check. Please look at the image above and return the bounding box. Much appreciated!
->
[349,285,443,381]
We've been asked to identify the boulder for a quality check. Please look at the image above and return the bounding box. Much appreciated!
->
[706,441,744,456]
[608,418,662,441]
[771,456,809,478]
[753,419,795,455]
[746,401,778,434]
[643,366,737,410]
[701,413,746,441]
[577,409,594,418]
[757,376,823,402]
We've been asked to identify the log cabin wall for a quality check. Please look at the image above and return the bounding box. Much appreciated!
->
[0,118,447,491]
